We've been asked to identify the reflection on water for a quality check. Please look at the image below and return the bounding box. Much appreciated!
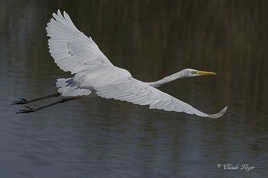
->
[0,0,267,177]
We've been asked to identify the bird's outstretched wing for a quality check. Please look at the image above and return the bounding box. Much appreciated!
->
[95,78,227,119]
[46,10,113,74]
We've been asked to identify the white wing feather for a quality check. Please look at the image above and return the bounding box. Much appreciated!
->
[46,10,113,74]
[95,78,227,119]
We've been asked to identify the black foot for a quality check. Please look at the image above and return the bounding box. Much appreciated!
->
[12,98,28,105]
[17,106,36,114]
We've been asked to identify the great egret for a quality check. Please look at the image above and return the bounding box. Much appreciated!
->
[14,10,227,118]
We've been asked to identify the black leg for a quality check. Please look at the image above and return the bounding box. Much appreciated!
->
[12,93,60,105]
[17,97,77,114]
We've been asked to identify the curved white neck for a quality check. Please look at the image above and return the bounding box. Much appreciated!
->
[147,69,187,88]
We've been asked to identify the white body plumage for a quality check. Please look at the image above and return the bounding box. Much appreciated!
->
[73,66,132,89]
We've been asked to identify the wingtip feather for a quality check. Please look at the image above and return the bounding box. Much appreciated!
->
[208,106,228,119]
[57,9,61,16]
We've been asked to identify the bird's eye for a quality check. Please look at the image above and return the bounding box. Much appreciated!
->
[191,71,196,74]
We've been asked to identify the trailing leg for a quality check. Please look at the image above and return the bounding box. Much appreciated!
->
[12,93,60,105]
[17,97,77,114]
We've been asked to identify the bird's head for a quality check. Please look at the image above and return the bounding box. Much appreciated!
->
[183,68,216,78]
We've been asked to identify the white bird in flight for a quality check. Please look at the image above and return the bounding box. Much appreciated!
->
[14,10,227,118]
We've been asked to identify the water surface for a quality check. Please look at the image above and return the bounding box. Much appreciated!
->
[0,0,267,178]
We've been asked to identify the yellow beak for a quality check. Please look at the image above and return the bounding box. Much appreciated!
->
[197,71,216,76]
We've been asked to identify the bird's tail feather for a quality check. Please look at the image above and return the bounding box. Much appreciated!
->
[56,78,91,97]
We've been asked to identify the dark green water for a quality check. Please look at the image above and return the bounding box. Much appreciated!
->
[0,0,267,177]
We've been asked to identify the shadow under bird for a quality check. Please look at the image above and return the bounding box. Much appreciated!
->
[13,10,228,119]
